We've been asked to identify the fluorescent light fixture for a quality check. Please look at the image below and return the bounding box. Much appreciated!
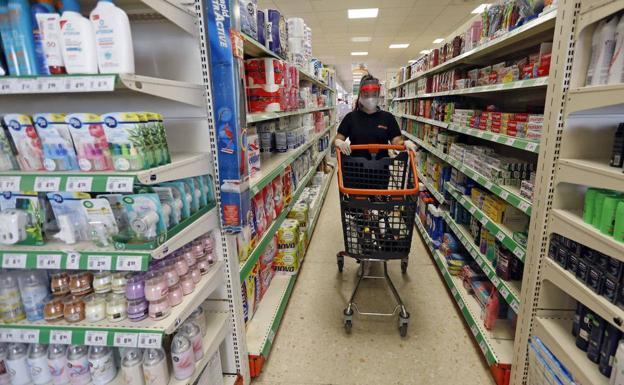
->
[408,60,416,64]
[350,36,372,42]
[433,38,444,44]
[471,3,490,13]
[420,49,431,54]
[348,8,378,19]
[351,51,368,56]
[389,43,409,49]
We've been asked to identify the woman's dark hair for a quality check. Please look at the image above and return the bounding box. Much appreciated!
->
[354,73,379,111]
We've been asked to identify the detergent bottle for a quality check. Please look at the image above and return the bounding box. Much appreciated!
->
[60,0,98,74]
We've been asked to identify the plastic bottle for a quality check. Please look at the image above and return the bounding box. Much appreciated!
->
[587,20,607,85]
[60,0,98,74]
[483,289,499,331]
[89,0,134,74]
[0,0,18,75]
[7,0,38,75]
[608,16,624,84]
[613,201,624,242]
[32,0,65,74]
[592,16,619,86]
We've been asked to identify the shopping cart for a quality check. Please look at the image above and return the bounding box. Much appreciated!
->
[336,144,419,337]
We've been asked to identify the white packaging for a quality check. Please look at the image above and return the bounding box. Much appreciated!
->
[35,13,65,71]
[60,4,98,74]
[196,351,223,385]
[287,17,305,37]
[90,0,135,74]
[587,20,607,85]
[593,15,619,85]
[608,16,624,85]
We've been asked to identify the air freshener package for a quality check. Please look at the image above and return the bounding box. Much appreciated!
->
[3,114,45,171]
[160,181,191,220]
[152,186,180,228]
[193,177,208,208]
[46,192,91,244]
[66,113,113,171]
[97,194,130,232]
[122,194,167,242]
[33,113,79,171]
[0,192,45,245]
[181,178,199,213]
[201,175,215,204]
[149,112,170,165]
[0,125,19,172]
[135,112,156,168]
[81,198,119,247]
[102,112,146,171]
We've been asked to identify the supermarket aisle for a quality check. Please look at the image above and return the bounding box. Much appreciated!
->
[255,173,495,385]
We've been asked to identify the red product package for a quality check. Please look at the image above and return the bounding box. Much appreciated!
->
[252,192,267,239]
[282,167,293,204]
[263,183,275,223]
[507,121,518,137]
[514,113,529,122]
[272,176,284,216]
[245,58,285,87]
[247,86,285,113]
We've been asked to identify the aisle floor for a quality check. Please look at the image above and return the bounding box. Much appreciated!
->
[254,174,496,385]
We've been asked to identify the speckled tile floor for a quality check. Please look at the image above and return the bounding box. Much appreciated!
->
[253,174,496,385]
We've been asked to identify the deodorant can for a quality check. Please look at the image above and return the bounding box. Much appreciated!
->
[88,346,116,385]
[179,321,203,361]
[67,345,91,385]
[142,348,168,385]
[6,344,31,385]
[27,344,52,385]
[47,345,70,385]
[170,335,195,380]
[121,348,144,385]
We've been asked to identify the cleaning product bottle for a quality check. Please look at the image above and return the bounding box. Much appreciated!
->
[7,0,38,75]
[608,16,624,85]
[587,20,607,86]
[613,201,624,243]
[592,15,619,86]
[89,0,134,74]
[60,0,98,74]
[32,0,65,74]
[0,0,18,75]
[612,123,624,167]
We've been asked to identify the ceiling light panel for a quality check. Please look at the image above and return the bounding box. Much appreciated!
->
[389,43,409,49]
[350,37,372,42]
[471,4,490,13]
[348,8,379,19]
[433,38,444,44]
[351,52,368,56]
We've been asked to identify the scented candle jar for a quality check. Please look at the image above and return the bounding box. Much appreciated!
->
[182,251,195,267]
[201,233,214,254]
[173,256,189,276]
[92,272,111,294]
[84,294,106,322]
[50,273,70,297]
[125,273,145,301]
[69,272,92,296]
[148,297,170,320]
[43,297,64,322]
[144,272,168,302]
[106,293,127,322]
[161,264,179,287]
[167,283,183,307]
[195,257,210,275]
[126,298,148,322]
[190,243,204,260]
[188,264,200,284]
[180,273,194,295]
[63,296,85,323]
[111,273,127,294]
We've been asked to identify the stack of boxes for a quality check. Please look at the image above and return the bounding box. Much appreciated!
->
[452,109,544,140]
[469,187,528,232]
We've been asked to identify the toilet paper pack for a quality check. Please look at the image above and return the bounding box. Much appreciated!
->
[266,9,288,58]
[239,0,258,39]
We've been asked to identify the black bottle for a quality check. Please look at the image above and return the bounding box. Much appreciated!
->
[587,314,606,362]
[611,123,624,168]
[599,323,622,377]
[576,305,593,351]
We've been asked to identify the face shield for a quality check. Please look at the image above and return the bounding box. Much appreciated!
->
[358,83,381,112]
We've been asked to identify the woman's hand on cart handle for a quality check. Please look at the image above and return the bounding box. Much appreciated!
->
[335,138,351,155]
[404,140,417,153]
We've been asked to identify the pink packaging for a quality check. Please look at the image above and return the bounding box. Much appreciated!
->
[252,192,267,239]
[272,177,284,216]
[282,167,293,204]
[244,58,285,87]
[263,183,275,223]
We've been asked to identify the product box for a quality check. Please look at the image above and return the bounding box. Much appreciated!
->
[33,113,79,171]
[206,2,251,232]
[274,218,300,274]
[3,114,45,171]
[239,0,257,39]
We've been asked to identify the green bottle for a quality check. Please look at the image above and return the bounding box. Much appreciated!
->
[584,188,600,223]
[599,195,623,235]
[613,201,624,243]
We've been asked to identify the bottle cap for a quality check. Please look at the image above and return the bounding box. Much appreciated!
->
[59,0,80,13]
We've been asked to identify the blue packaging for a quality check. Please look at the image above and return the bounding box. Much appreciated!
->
[7,0,38,75]
[239,0,257,39]
[256,9,265,46]
[266,9,286,58]
[206,0,251,231]
[30,0,55,75]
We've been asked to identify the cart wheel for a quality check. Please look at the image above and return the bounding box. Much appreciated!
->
[398,312,409,337]
[337,253,344,273]
[399,324,408,337]
[401,259,408,274]
[345,320,352,333]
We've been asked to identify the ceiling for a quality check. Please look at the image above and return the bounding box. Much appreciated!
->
[256,0,485,90]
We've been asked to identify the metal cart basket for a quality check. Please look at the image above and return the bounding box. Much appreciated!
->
[336,144,419,337]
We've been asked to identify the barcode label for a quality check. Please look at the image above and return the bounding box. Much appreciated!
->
[496,232,505,242]
[469,206,476,215]
[518,201,530,212]
[513,247,524,258]
[37,254,62,269]
[21,330,39,343]
[66,177,93,192]
[526,142,538,152]
[511,300,520,313]
[499,287,510,299]
[85,331,108,346]
[34,176,61,192]
[499,191,509,200]
[106,177,134,192]
[50,330,72,344]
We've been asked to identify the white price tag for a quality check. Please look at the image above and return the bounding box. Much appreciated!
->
[116,256,142,271]
[476,258,484,267]
[65,251,81,269]
[113,333,138,348]
[138,333,162,348]
[36,254,62,269]
[69,77,89,91]
[480,217,489,226]
[85,331,108,346]
[34,176,61,192]
[484,181,493,190]
[3,254,26,269]
[21,329,39,343]
[0,176,21,191]
[499,287,510,299]
[1,329,20,342]
[41,78,62,92]
[66,177,93,192]
[491,134,500,142]
[476,131,484,138]
[470,324,478,336]
[513,247,524,259]
[479,340,488,354]
[458,300,465,310]
[491,276,500,287]
[511,300,520,313]
[87,255,112,270]
[499,191,509,200]
[50,330,72,345]
[450,287,457,296]
[0,79,16,94]
[505,138,515,146]
[526,142,538,152]
[469,206,476,215]
[106,177,134,192]
[16,78,35,93]
[92,76,116,91]
[518,201,530,213]
[496,232,505,242]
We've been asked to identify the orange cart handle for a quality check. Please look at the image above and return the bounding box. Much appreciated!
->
[336,144,419,196]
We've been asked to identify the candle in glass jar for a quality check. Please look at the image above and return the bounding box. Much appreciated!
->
[44,297,65,322]
[63,296,85,323]
[179,273,194,295]
[92,272,111,294]
[69,272,92,296]
[148,298,170,320]
[167,283,183,307]
[144,272,168,302]
[84,294,106,322]
[125,273,145,301]
[126,298,148,322]
[111,273,127,294]
[105,293,127,322]
[50,272,70,297]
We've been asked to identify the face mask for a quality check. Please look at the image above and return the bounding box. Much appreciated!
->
[359,97,378,113]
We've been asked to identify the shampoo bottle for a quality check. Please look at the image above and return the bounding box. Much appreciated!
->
[32,0,65,74]
[60,0,98,74]
[587,20,607,85]
[89,0,134,74]
[0,0,18,75]
[608,16,624,85]
[592,16,619,86]
[7,0,38,75]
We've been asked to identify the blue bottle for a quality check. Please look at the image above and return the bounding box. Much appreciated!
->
[31,0,57,75]
[7,0,38,75]
[0,0,19,75]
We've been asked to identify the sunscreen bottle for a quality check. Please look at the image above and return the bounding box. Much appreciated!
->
[60,0,98,74]
[90,0,134,74]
